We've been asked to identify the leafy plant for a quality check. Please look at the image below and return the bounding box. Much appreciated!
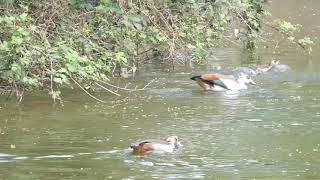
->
[0,0,313,102]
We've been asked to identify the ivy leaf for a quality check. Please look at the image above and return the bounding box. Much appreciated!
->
[66,63,77,72]
[54,77,63,84]
[115,52,127,63]
[0,41,10,51]
[49,91,61,99]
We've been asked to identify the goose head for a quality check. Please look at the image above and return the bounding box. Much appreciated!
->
[237,73,256,85]
[166,136,182,148]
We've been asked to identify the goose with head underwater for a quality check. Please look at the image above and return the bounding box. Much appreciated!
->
[190,73,256,91]
[255,59,280,74]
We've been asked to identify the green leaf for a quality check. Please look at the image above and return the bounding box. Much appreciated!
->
[288,36,295,42]
[0,41,10,51]
[187,44,196,49]
[19,13,28,21]
[54,77,63,84]
[12,36,24,45]
[66,63,77,72]
[49,91,61,99]
[57,68,68,73]
[115,52,127,63]
[132,65,137,73]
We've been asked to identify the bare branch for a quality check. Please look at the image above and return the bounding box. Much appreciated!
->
[49,55,56,104]
[94,82,121,96]
[70,77,106,103]
[263,23,306,50]
[94,78,155,91]
[226,1,255,33]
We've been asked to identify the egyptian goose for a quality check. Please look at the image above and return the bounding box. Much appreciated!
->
[190,73,255,91]
[130,136,181,155]
[256,59,280,73]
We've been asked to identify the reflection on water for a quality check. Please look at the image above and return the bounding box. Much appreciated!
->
[1,1,320,179]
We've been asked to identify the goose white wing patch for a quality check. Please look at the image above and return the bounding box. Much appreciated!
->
[151,143,174,153]
[219,78,247,90]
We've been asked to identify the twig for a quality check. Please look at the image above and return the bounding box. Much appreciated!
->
[223,35,242,47]
[227,0,308,51]
[49,55,56,104]
[6,89,14,100]
[94,78,155,91]
[142,79,156,89]
[226,1,255,33]
[18,88,24,103]
[70,77,106,103]
[112,64,117,77]
[13,83,24,103]
[94,82,121,96]
[147,3,176,38]
[263,22,306,50]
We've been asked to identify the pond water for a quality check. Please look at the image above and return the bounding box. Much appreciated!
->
[1,1,320,179]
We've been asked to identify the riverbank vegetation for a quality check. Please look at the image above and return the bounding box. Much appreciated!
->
[0,0,313,102]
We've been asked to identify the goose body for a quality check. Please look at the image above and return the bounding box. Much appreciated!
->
[191,73,255,91]
[130,136,181,155]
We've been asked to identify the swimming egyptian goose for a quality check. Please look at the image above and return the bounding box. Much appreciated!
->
[190,73,255,91]
[256,59,280,73]
[130,136,181,155]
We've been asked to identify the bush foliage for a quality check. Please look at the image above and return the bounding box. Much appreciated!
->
[0,0,313,102]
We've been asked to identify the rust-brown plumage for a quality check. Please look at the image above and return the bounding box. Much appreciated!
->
[191,73,233,90]
[200,74,235,81]
[131,141,154,155]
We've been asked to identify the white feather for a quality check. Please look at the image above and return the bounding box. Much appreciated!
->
[219,78,247,90]
[151,143,175,153]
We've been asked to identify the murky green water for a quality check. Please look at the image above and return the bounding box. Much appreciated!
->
[1,1,320,179]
